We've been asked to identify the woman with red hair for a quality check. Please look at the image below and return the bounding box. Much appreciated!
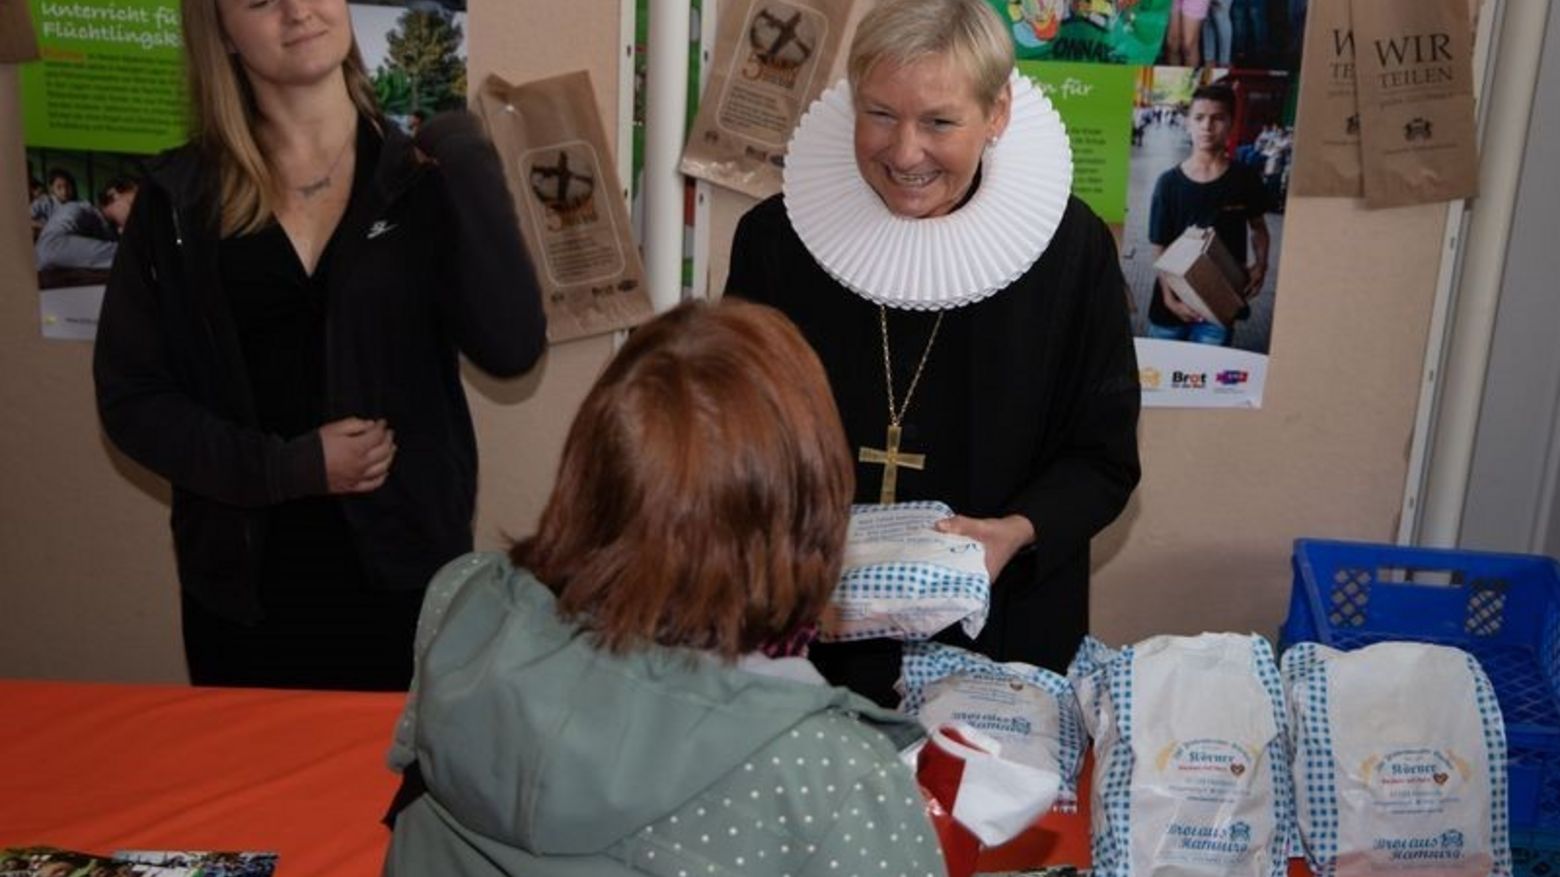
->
[385,301,946,877]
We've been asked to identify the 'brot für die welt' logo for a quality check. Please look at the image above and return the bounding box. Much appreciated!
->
[742,6,816,88]
[529,146,598,230]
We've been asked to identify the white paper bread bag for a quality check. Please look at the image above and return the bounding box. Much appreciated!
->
[1282,641,1510,877]
[1070,634,1295,877]
[900,642,1084,846]
[822,502,990,642]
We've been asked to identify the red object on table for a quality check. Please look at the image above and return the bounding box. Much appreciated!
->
[974,756,1092,873]
[916,729,985,877]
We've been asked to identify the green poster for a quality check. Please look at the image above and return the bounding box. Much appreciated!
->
[19,0,186,153]
[1018,60,1133,223]
[989,0,1170,65]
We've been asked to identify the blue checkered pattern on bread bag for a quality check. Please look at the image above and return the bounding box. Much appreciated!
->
[901,641,1086,810]
[1281,641,1512,877]
[1070,635,1293,877]
[1469,651,1515,877]
[1281,538,1560,850]
[1067,636,1136,877]
[1281,643,1338,872]
[825,501,990,642]
[1252,636,1299,877]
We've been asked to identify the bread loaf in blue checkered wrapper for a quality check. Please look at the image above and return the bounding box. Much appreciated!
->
[1068,634,1295,877]
[1281,641,1510,877]
[820,501,990,643]
[900,641,1086,812]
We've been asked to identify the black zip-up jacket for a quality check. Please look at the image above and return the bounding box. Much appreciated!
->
[93,113,546,623]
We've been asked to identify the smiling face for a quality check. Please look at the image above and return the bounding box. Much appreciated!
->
[1188,97,1232,157]
[217,0,353,91]
[852,53,1010,219]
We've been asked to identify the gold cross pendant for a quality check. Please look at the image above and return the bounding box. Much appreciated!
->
[858,423,925,505]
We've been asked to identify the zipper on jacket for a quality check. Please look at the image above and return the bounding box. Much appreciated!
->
[172,201,224,358]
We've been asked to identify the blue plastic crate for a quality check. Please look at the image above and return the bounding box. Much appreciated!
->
[1512,831,1560,877]
[1280,538,1560,839]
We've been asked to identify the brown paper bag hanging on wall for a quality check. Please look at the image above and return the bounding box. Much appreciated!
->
[476,71,653,344]
[0,0,41,63]
[679,0,855,200]
[1290,0,1361,197]
[1352,0,1479,208]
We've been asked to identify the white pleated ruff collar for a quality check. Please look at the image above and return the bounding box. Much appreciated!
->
[783,71,1074,311]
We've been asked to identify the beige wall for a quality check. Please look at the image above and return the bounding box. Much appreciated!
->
[0,0,1444,682]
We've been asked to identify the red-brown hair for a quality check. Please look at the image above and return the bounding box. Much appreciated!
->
[512,300,854,658]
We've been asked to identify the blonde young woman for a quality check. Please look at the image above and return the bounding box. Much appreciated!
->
[93,0,545,690]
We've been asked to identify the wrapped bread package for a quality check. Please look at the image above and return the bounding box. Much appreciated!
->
[1070,633,1294,877]
[1282,641,1509,877]
[821,501,989,643]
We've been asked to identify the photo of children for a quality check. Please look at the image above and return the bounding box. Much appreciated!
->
[1119,66,1295,354]
[23,149,144,292]
[350,0,469,135]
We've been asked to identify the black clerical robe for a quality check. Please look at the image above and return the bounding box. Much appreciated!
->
[727,193,1141,706]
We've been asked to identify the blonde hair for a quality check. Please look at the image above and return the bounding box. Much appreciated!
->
[847,0,1013,111]
[181,2,381,237]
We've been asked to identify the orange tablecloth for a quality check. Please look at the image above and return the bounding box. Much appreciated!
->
[0,680,403,875]
[0,679,1305,876]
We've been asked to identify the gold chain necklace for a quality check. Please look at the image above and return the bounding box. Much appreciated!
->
[858,305,944,504]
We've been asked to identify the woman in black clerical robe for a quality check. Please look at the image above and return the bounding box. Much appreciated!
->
[726,0,1141,707]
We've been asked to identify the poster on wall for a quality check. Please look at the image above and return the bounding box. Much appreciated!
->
[18,0,183,340]
[18,0,468,341]
[351,0,469,135]
[995,0,1308,408]
[1001,0,1173,64]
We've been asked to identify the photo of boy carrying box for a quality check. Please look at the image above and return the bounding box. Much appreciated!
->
[1145,82,1271,346]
